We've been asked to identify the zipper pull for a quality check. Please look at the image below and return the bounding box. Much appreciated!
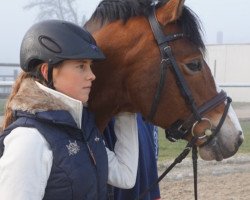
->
[86,142,97,166]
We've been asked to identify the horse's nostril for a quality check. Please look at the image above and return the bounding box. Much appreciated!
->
[238,131,244,146]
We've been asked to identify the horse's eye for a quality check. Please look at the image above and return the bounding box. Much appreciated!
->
[186,60,202,71]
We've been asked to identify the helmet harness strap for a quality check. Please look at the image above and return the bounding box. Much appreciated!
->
[47,62,55,89]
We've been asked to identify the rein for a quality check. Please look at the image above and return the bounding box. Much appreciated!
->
[138,6,232,200]
[135,137,198,200]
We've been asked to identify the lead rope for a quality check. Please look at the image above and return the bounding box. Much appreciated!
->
[135,137,198,200]
[192,146,198,200]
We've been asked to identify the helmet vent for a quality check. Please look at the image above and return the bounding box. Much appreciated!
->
[39,35,62,53]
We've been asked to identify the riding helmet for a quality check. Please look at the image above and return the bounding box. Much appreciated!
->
[20,19,105,72]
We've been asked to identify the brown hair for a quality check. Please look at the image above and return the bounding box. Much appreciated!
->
[2,72,30,130]
[2,64,48,130]
[1,61,64,130]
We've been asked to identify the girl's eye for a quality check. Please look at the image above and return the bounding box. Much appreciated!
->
[185,60,203,71]
[77,64,85,70]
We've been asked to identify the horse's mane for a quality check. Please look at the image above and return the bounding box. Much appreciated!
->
[85,0,205,51]
[87,0,154,24]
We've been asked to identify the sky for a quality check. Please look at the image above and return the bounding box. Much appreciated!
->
[0,0,250,63]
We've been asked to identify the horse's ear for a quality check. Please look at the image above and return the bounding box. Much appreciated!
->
[156,0,185,26]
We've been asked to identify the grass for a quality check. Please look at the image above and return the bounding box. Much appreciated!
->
[158,129,187,161]
[158,120,250,161]
[238,121,250,153]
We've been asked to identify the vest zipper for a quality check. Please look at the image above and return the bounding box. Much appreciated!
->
[86,142,97,166]
[82,134,100,200]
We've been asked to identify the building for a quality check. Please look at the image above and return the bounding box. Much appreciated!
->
[206,44,250,102]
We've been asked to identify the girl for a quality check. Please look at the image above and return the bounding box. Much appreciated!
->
[0,20,138,200]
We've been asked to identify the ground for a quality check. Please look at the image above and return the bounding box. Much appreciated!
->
[158,154,250,200]
[158,104,250,200]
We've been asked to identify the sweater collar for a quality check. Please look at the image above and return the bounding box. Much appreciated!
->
[35,82,83,129]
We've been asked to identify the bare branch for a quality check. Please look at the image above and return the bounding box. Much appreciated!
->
[23,0,86,25]
[66,0,78,24]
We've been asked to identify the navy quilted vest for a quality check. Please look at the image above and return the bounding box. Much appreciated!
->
[0,108,108,200]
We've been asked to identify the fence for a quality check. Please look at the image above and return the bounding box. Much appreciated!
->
[1,63,250,101]
[0,63,20,97]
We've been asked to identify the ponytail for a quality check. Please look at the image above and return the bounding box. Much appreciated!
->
[2,72,32,130]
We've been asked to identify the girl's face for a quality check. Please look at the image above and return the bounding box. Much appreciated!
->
[53,59,96,103]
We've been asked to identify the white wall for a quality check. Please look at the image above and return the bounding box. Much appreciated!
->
[205,44,250,102]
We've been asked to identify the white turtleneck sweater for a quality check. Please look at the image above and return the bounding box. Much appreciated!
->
[0,82,139,200]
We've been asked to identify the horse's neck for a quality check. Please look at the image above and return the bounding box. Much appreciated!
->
[95,114,111,133]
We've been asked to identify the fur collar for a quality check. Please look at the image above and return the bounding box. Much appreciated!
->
[9,78,83,128]
[9,78,69,114]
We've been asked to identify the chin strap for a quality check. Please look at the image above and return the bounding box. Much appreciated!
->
[47,63,55,89]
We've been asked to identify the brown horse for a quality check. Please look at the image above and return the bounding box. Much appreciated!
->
[84,0,244,161]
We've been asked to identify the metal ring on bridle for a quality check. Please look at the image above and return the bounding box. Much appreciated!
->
[191,118,213,139]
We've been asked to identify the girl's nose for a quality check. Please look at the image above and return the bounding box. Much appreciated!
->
[87,66,96,81]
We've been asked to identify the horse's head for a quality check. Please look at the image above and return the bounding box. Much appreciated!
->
[85,0,244,161]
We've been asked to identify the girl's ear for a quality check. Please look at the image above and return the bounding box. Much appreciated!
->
[40,63,49,81]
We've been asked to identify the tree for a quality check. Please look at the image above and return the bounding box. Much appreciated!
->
[24,0,86,26]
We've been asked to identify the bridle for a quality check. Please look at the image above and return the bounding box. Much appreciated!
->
[147,5,231,146]
[137,6,232,200]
